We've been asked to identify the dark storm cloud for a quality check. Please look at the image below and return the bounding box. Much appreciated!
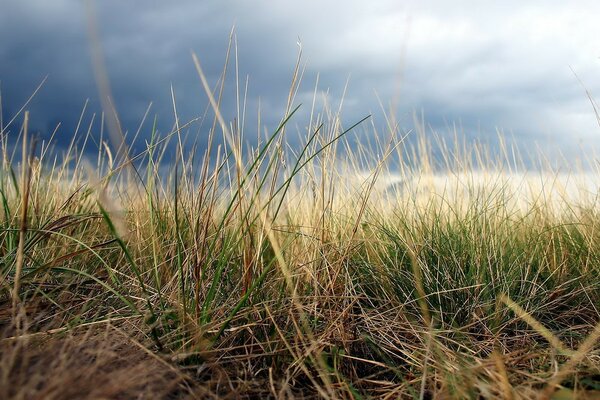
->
[0,0,303,153]
[1,0,599,162]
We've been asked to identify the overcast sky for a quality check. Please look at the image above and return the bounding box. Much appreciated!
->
[1,0,600,167]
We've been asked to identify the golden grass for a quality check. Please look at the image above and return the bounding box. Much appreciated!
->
[0,46,599,398]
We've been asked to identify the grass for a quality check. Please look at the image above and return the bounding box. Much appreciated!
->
[1,48,599,399]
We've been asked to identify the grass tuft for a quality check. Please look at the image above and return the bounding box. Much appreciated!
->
[1,51,599,399]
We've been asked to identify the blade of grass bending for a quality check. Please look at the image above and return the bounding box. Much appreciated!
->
[1,227,122,298]
[199,113,295,307]
[274,115,371,204]
[201,114,369,324]
[263,123,324,221]
[199,107,300,324]
[499,294,571,355]
[222,123,327,276]
[237,115,369,248]
[265,115,370,229]
[20,229,118,279]
[541,320,600,399]
[200,135,288,324]
[224,111,312,239]
[225,104,302,212]
[193,48,300,212]
[1,214,103,279]
[202,105,299,248]
[232,125,310,244]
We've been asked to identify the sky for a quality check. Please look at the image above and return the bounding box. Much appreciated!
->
[1,0,600,168]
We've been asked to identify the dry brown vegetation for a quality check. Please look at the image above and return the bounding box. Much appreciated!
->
[1,51,599,399]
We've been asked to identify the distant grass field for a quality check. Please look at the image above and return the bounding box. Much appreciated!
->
[1,54,599,399]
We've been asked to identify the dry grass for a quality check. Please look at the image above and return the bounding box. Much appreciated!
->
[1,321,195,400]
[0,47,599,399]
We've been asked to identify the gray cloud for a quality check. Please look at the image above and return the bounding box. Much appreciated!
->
[1,0,599,166]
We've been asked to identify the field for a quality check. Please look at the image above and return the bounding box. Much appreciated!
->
[1,59,600,399]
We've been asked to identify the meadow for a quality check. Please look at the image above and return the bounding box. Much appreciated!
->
[1,54,599,399]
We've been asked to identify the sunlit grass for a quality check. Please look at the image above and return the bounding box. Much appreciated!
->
[1,47,599,399]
